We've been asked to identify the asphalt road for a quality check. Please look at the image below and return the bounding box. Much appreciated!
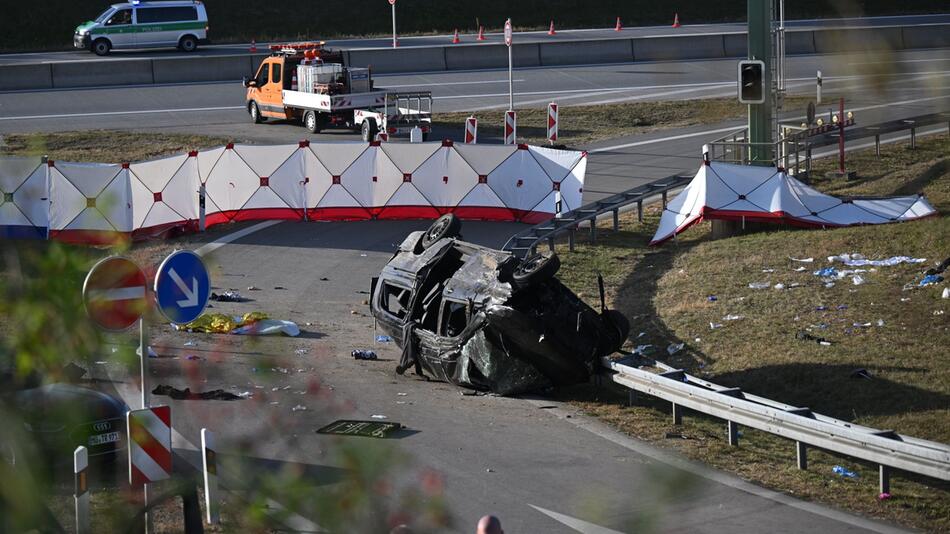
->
[1,14,947,65]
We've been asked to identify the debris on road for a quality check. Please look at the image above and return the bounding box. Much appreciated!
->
[317,419,405,438]
[135,346,158,358]
[789,257,814,263]
[919,274,944,287]
[352,350,378,360]
[184,341,197,347]
[247,286,260,291]
[667,343,685,355]
[796,331,831,345]
[828,253,926,267]
[832,465,860,478]
[371,414,388,419]
[748,282,770,289]
[294,348,309,355]
[210,290,246,302]
[723,314,744,321]
[152,385,243,400]
[292,405,308,412]
[707,295,718,302]
[176,312,300,336]
[943,288,949,299]
[376,335,393,343]
[709,322,723,330]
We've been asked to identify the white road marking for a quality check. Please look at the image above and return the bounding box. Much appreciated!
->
[0,105,243,121]
[383,78,525,88]
[193,220,283,257]
[529,504,625,534]
[86,286,146,301]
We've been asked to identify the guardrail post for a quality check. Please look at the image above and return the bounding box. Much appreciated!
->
[875,134,881,157]
[568,228,575,252]
[589,221,597,244]
[910,127,916,149]
[637,200,643,222]
[628,390,636,406]
[662,191,668,209]
[612,209,619,232]
[672,403,683,425]
[796,441,807,470]
[547,236,555,252]
[879,465,891,495]
[727,421,739,446]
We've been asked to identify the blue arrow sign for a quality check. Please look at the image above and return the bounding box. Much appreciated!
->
[154,250,210,324]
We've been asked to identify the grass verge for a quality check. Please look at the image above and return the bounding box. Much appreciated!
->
[554,133,950,531]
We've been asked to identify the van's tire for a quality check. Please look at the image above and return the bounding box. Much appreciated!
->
[92,39,111,56]
[420,214,461,250]
[602,310,630,353]
[361,119,378,142]
[178,35,198,52]
[249,102,264,124]
[304,111,322,133]
[512,252,560,288]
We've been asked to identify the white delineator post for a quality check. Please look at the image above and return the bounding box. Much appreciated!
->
[464,116,477,144]
[816,69,822,105]
[74,446,90,534]
[547,102,558,144]
[389,0,397,48]
[201,429,220,525]
[504,111,517,145]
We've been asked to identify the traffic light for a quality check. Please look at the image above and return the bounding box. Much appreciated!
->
[737,60,766,104]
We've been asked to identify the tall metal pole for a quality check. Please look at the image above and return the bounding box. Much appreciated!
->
[140,317,149,409]
[508,45,513,111]
[748,0,773,164]
[391,3,397,48]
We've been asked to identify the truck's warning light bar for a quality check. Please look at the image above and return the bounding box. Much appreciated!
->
[270,42,327,54]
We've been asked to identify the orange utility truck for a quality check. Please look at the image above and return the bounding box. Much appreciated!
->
[244,42,432,141]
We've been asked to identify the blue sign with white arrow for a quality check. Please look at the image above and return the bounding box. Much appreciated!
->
[154,250,210,324]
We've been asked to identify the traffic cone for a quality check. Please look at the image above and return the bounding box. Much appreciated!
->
[477,26,486,41]
[452,29,461,44]
[249,39,257,53]
[614,17,623,31]
[672,13,681,28]
[548,20,556,36]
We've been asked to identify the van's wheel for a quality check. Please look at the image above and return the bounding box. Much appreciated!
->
[513,252,560,288]
[361,119,378,142]
[420,214,461,250]
[249,102,264,124]
[92,39,111,56]
[304,111,322,133]
[602,310,630,353]
[178,35,198,52]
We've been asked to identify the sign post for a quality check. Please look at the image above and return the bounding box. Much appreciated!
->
[504,18,513,111]
[389,0,397,48]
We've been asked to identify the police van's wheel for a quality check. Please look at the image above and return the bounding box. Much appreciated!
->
[420,213,462,250]
[512,252,560,288]
[249,102,263,124]
[304,111,321,133]
[361,119,378,142]
[92,39,111,56]
[178,35,198,53]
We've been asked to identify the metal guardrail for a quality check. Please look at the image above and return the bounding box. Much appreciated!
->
[602,356,950,493]
[502,173,693,258]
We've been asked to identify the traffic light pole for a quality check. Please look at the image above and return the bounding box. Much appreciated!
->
[748,0,772,164]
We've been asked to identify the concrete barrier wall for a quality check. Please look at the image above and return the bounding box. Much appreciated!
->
[539,39,632,66]
[633,34,725,62]
[0,63,53,91]
[51,59,154,88]
[902,24,950,49]
[3,24,947,92]
[346,47,446,73]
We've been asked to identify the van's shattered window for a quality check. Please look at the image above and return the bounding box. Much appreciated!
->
[382,284,410,319]
[441,301,468,337]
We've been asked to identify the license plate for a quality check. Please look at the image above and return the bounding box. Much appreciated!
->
[88,432,120,447]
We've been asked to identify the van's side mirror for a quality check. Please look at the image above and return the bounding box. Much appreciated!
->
[243,77,257,88]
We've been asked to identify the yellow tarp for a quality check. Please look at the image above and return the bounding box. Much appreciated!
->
[182,312,269,333]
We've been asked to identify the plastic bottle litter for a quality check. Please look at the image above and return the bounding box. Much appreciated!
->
[291,405,307,412]
[667,343,685,355]
[793,266,807,272]
[920,274,944,287]
[762,269,775,273]
[707,295,718,302]
[829,253,926,267]
[352,349,378,360]
[376,335,393,343]
[185,355,201,361]
[773,283,786,290]
[832,465,859,478]
[789,257,814,263]
[943,288,949,299]
[371,414,388,419]
[183,341,197,347]
[723,314,744,321]
[247,286,260,291]
[876,319,885,327]
[852,275,865,286]
[748,282,770,290]
[709,322,723,330]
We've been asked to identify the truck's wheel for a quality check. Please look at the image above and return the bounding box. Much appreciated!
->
[249,102,263,124]
[92,39,111,56]
[361,119,378,142]
[178,35,198,52]
[512,252,560,288]
[304,111,322,133]
[420,213,462,250]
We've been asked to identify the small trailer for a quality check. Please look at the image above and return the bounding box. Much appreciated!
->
[244,42,432,141]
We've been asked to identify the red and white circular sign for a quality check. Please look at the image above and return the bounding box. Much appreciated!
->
[83,256,148,332]
[388,0,395,5]
[504,19,512,46]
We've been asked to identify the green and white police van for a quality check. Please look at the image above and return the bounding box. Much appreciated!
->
[74,1,209,56]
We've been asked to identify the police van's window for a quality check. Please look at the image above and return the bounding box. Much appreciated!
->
[137,7,198,23]
[95,8,113,23]
[271,64,282,85]
[106,9,132,25]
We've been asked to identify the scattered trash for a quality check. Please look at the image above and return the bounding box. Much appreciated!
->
[292,405,308,412]
[900,297,911,302]
[919,274,944,287]
[943,288,949,299]
[852,322,872,328]
[352,349,378,360]
[709,322,724,330]
[850,368,873,380]
[371,414,388,419]
[832,465,859,478]
[852,275,865,286]
[935,310,945,316]
[376,335,393,343]
[723,314,744,321]
[762,269,775,273]
[665,432,686,439]
[237,391,253,399]
[793,266,807,272]
[632,344,654,356]
[815,267,838,278]
[247,286,260,291]
[486,468,494,473]
[836,305,848,310]
[707,295,718,302]
[152,385,243,400]
[667,343,685,355]
[828,253,926,267]
[274,286,287,290]
[210,290,246,302]
[135,346,158,358]
[397,393,408,396]
[789,257,814,263]
[233,319,301,337]
[748,282,770,290]
[924,257,950,276]
[773,283,786,290]
[796,331,830,345]
[316,419,405,438]
[185,355,201,361]
[637,332,646,338]
[877,319,885,327]
[878,492,892,501]
[319,277,329,281]
[825,282,836,288]
[816,306,828,311]
[294,349,309,355]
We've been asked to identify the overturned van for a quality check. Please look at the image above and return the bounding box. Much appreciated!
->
[371,215,630,395]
